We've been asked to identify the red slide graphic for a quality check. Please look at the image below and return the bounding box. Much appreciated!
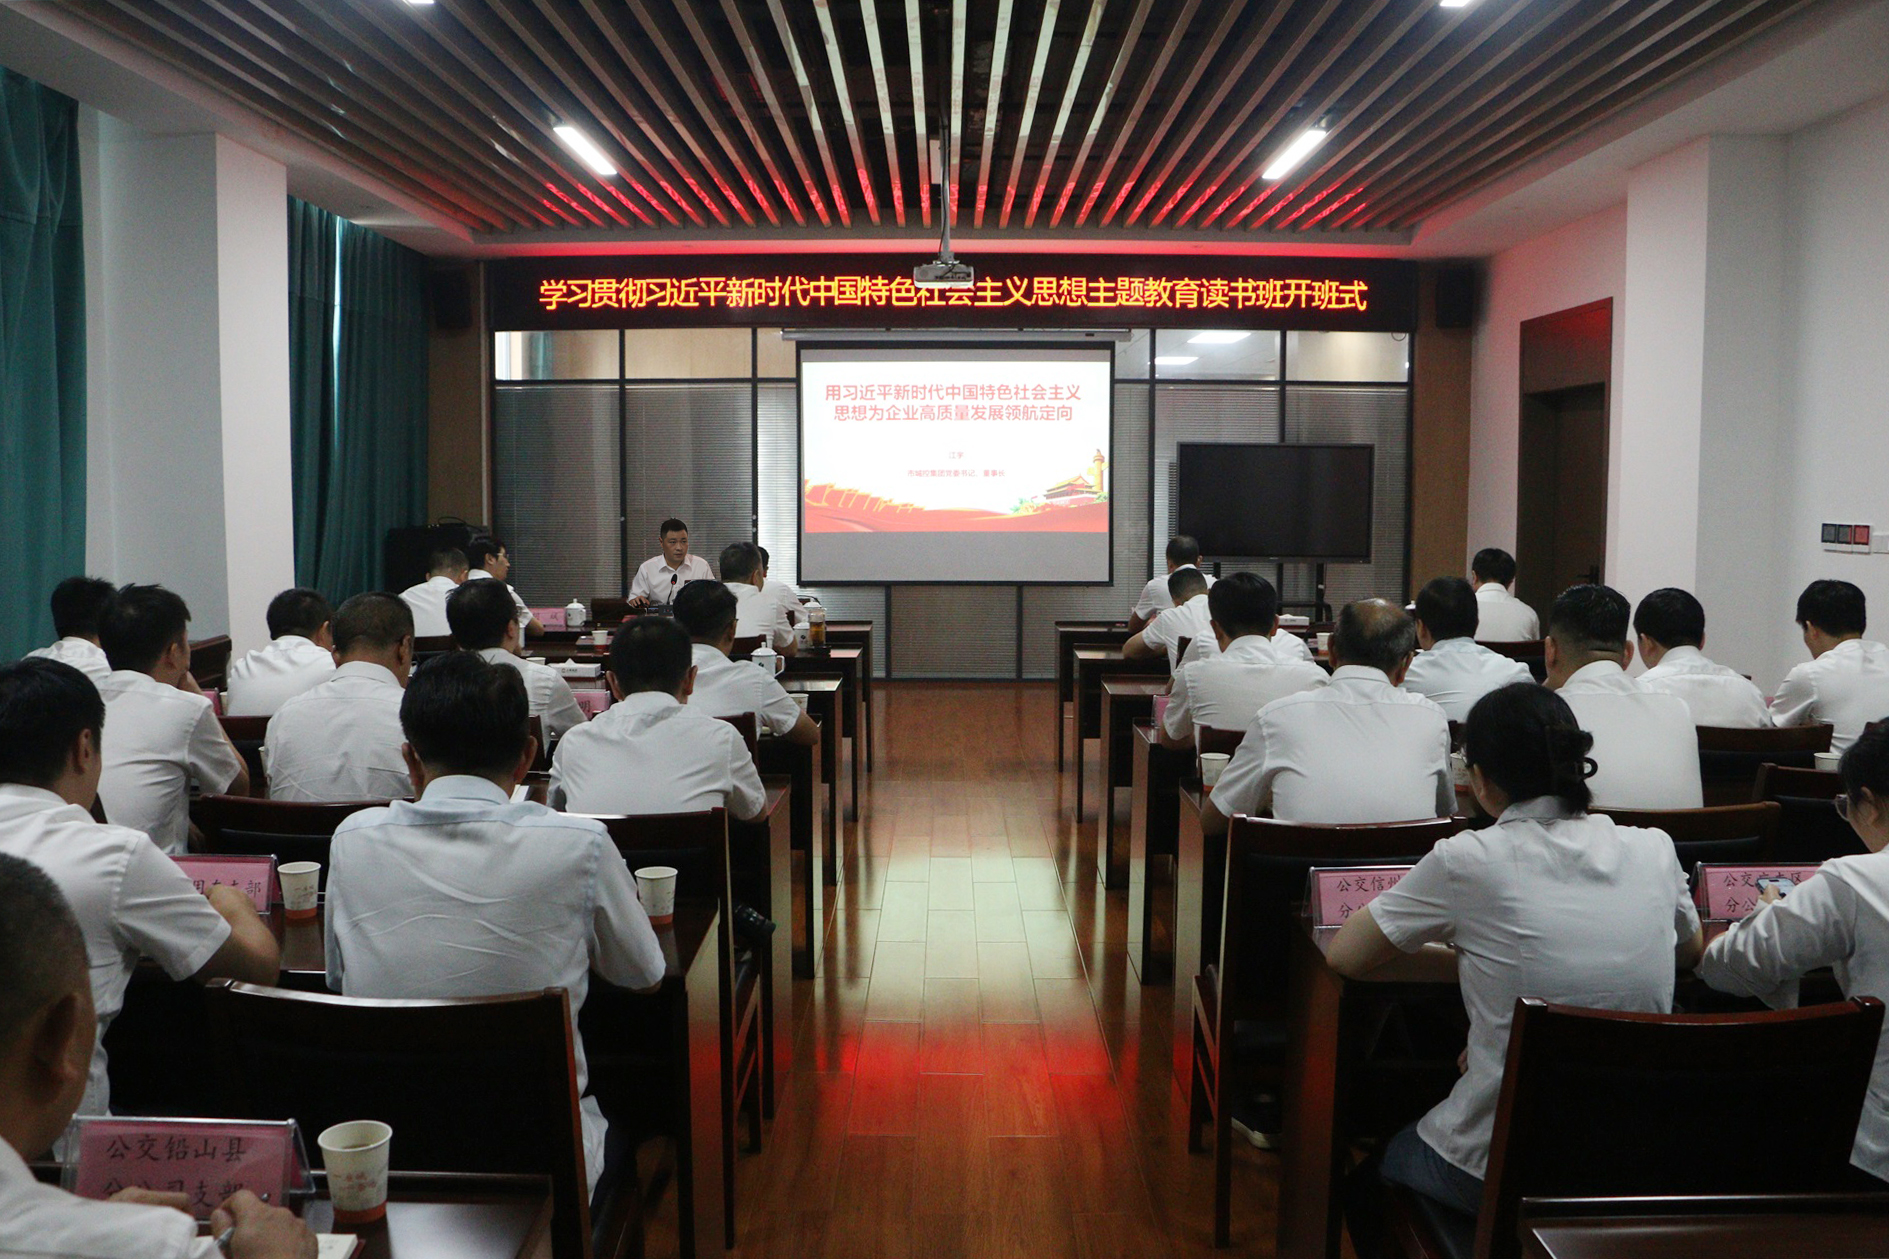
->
[805,449,1109,534]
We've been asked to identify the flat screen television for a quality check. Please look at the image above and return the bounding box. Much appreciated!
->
[1175,443,1374,561]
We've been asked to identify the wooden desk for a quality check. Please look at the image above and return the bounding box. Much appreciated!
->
[824,621,874,773]
[785,647,865,820]
[1098,678,1167,886]
[781,676,843,894]
[1172,787,1223,1090]
[1521,1196,1889,1259]
[731,779,794,1113]
[301,1171,554,1259]
[1073,647,1167,815]
[1127,723,1188,983]
[1055,621,1132,769]
[756,734,830,981]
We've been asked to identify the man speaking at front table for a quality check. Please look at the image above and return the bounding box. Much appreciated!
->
[629,517,713,609]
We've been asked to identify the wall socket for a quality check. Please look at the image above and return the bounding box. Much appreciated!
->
[1821,523,1878,554]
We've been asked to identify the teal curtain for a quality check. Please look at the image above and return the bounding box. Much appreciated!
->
[0,69,85,659]
[287,196,337,591]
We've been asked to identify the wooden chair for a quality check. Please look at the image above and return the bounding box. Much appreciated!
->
[1197,726,1244,757]
[217,715,270,792]
[1480,640,1546,682]
[1755,763,1863,863]
[189,634,232,690]
[1191,814,1463,1248]
[1177,636,1194,664]
[593,597,632,625]
[191,795,389,886]
[204,983,624,1259]
[530,715,552,772]
[412,634,456,660]
[1592,802,1780,874]
[715,712,759,759]
[728,635,764,661]
[1387,996,1886,1259]
[1697,723,1832,806]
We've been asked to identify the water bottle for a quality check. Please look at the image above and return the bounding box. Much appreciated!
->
[806,599,826,649]
[565,597,587,630]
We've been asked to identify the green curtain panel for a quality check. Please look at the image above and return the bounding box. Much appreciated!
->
[0,69,85,660]
[287,196,338,592]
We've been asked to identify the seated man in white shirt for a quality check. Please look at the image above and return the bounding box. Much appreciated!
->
[95,586,249,853]
[467,537,544,639]
[25,576,115,684]
[674,581,820,749]
[1126,535,1214,634]
[1470,547,1541,642]
[397,547,467,639]
[551,616,767,820]
[1546,584,1703,808]
[1402,576,1534,722]
[224,587,336,717]
[265,593,413,803]
[1632,587,1770,728]
[447,577,586,746]
[1125,566,1211,669]
[1773,579,1889,753]
[0,658,280,1123]
[629,517,713,609]
[325,653,664,1201]
[756,545,804,628]
[1205,599,1453,833]
[0,853,313,1259]
[1161,573,1327,749]
[719,540,797,656]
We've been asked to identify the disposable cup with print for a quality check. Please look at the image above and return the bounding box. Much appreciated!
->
[635,866,679,926]
[1199,753,1231,790]
[317,1120,391,1225]
[792,693,809,711]
[1816,751,1842,771]
[278,862,321,921]
[1315,632,1332,654]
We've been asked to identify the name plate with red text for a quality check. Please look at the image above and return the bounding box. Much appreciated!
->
[532,607,567,631]
[571,689,610,718]
[66,1118,308,1217]
[1307,866,1414,928]
[1695,864,1825,920]
[171,854,277,913]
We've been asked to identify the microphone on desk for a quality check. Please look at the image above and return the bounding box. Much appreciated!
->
[668,571,678,604]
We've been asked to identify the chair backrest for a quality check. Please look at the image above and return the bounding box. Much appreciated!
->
[1176,636,1193,664]
[193,795,386,890]
[204,982,592,1259]
[1754,763,1861,863]
[715,711,760,757]
[729,634,764,661]
[1697,724,1832,806]
[1481,639,1547,681]
[411,635,456,659]
[1476,996,1886,1259]
[529,715,551,772]
[218,715,270,790]
[1591,802,1779,874]
[592,596,631,626]
[190,635,233,690]
[1197,726,1245,757]
[588,809,730,907]
[1219,815,1463,1025]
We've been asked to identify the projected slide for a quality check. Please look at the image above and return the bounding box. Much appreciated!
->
[800,346,1113,583]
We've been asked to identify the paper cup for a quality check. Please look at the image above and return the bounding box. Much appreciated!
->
[1315,632,1332,654]
[1450,751,1471,789]
[318,1120,391,1225]
[527,656,547,666]
[1815,751,1842,771]
[792,693,809,711]
[278,861,321,920]
[1199,752,1231,790]
[635,866,679,926]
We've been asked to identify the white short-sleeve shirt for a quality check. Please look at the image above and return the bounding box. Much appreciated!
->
[762,576,803,625]
[0,1138,220,1259]
[263,661,410,803]
[95,671,245,855]
[1163,635,1328,745]
[1139,593,1213,670]
[0,785,232,1119]
[1370,798,1698,1179]
[1557,660,1704,809]
[398,574,460,638]
[325,775,665,1195]
[1637,645,1771,729]
[630,553,714,604]
[1210,666,1453,824]
[1400,637,1534,723]
[1130,564,1214,620]
[1772,639,1889,753]
[731,581,796,652]
[25,636,112,684]
[224,634,336,717]
[476,647,587,745]
[1473,583,1540,643]
[1697,849,1889,1180]
[687,643,803,737]
[551,691,766,821]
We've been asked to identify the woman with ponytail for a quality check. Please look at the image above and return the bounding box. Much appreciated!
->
[1329,682,1705,1227]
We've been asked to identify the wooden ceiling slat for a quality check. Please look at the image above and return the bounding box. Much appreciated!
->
[996,0,1064,228]
[903,0,932,227]
[810,0,882,225]
[972,0,1017,229]
[948,0,967,226]
[763,0,853,227]
[1023,0,1108,229]
[857,0,908,227]
[658,1,802,226]
[716,0,832,226]
[1047,0,1154,228]
[1070,0,1201,226]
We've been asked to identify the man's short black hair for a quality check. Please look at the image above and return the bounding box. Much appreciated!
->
[609,616,694,696]
[466,538,506,571]
[1165,535,1201,566]
[1633,588,1706,649]
[1797,579,1867,638]
[446,579,518,651]
[0,851,86,1056]
[659,518,689,538]
[756,546,771,569]
[1414,576,1480,643]
[1471,548,1518,587]
[0,660,104,790]
[1548,584,1631,655]
[332,593,415,656]
[265,588,333,641]
[48,577,116,640]
[719,541,763,586]
[1207,572,1278,639]
[674,581,738,643]
[1330,599,1419,674]
[99,585,190,674]
[401,652,529,778]
[427,547,467,576]
[1167,566,1209,604]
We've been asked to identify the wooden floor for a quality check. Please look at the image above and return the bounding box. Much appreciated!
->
[715,681,1283,1257]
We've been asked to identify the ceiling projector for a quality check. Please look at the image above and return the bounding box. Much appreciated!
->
[913,257,975,289]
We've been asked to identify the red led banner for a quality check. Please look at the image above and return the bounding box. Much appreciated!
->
[489,254,1417,332]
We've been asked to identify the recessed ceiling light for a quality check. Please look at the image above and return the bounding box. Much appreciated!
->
[1153,355,1198,366]
[1439,0,1474,7]
[1262,127,1330,182]
[553,124,617,177]
[400,0,435,6]
[1187,331,1250,345]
